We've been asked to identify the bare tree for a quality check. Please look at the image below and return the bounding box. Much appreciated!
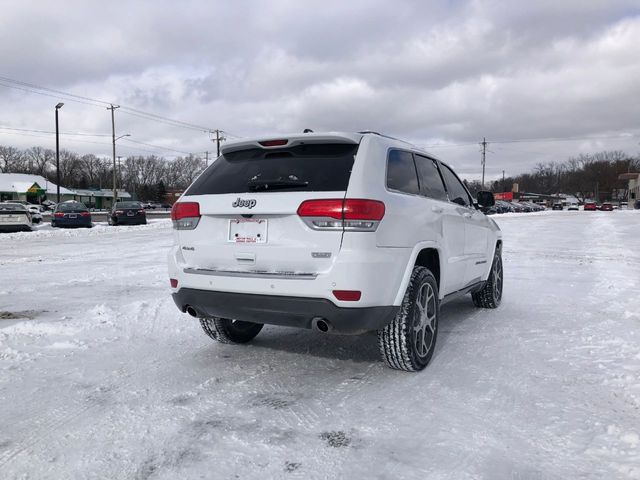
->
[0,145,27,173]
[26,146,55,177]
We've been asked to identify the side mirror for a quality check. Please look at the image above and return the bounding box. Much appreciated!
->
[477,191,495,207]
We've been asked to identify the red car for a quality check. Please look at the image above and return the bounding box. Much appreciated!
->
[584,202,597,211]
[600,202,613,211]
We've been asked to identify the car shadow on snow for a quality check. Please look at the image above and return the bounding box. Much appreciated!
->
[232,326,382,364]
[201,297,482,366]
[437,297,489,348]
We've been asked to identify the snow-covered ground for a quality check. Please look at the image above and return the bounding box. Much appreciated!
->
[1,211,639,479]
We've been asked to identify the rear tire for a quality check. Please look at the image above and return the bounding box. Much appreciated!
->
[200,317,263,344]
[378,266,439,372]
[472,248,503,308]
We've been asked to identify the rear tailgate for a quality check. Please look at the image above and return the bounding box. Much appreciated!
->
[177,139,359,277]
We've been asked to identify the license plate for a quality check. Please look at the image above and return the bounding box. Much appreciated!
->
[228,218,268,243]
[69,214,77,219]
[127,212,135,216]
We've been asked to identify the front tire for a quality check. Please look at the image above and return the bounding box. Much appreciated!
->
[472,248,503,308]
[200,317,263,344]
[378,266,439,372]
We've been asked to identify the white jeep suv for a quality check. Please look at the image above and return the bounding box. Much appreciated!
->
[169,132,502,371]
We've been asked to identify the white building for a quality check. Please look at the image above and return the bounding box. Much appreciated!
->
[619,173,639,208]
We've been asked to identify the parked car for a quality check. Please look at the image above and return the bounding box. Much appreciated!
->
[584,202,598,211]
[51,202,92,228]
[41,200,57,211]
[27,205,43,224]
[600,202,613,211]
[635,200,640,209]
[168,131,503,372]
[510,202,524,213]
[567,203,579,211]
[497,201,516,213]
[552,202,563,210]
[0,202,32,232]
[108,202,147,226]
[518,202,535,212]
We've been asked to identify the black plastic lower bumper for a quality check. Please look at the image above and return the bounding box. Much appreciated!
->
[172,288,399,335]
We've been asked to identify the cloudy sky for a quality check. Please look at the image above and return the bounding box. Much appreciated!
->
[0,0,639,180]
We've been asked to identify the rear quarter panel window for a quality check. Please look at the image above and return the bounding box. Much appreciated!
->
[386,150,420,195]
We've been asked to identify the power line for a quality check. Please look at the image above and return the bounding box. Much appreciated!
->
[0,125,110,137]
[0,74,224,134]
[121,138,194,155]
[0,128,196,156]
[423,133,638,149]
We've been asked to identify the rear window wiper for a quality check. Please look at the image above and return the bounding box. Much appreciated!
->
[247,178,309,191]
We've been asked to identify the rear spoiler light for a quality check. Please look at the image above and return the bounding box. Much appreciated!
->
[297,199,385,232]
[171,202,200,230]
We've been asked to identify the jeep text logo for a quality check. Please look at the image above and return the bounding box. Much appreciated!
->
[232,197,257,209]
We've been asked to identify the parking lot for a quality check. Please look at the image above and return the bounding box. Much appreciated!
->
[1,211,639,479]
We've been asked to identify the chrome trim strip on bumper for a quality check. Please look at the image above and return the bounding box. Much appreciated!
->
[183,267,318,280]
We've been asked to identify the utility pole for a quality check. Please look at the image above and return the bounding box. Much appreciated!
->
[480,137,488,189]
[117,156,122,189]
[205,151,209,167]
[108,104,120,206]
[502,170,505,192]
[55,103,64,203]
[212,129,226,157]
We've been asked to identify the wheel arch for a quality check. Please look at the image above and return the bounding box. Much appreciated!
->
[393,242,444,305]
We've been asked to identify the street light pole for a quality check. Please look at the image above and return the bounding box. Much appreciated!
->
[55,103,64,203]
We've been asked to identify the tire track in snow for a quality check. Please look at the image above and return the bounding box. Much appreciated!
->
[0,337,195,469]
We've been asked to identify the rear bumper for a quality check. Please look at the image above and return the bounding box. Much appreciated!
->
[114,216,146,224]
[0,224,31,232]
[172,288,399,335]
[52,218,92,227]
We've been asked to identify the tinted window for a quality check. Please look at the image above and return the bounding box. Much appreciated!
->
[440,164,471,206]
[186,143,357,195]
[386,150,419,195]
[0,203,26,211]
[116,202,141,209]
[414,155,447,201]
[58,203,88,212]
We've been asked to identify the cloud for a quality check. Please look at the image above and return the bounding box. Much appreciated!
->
[0,0,638,178]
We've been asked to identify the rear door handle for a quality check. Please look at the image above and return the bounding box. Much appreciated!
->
[462,212,472,218]
[431,206,443,213]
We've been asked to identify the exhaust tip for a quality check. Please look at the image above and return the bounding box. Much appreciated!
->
[185,306,198,318]
[313,317,332,333]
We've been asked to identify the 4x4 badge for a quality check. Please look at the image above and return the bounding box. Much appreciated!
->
[232,198,257,209]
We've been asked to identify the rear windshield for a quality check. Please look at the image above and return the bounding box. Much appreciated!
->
[58,203,88,212]
[0,203,26,211]
[116,202,141,209]
[186,143,358,195]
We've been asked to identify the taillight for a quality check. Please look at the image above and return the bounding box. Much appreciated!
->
[170,278,178,288]
[138,209,144,213]
[80,212,91,217]
[333,290,362,301]
[54,212,64,218]
[171,202,200,230]
[297,199,385,231]
[115,210,124,214]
